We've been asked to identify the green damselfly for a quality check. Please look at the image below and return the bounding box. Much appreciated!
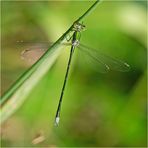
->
[19,22,130,126]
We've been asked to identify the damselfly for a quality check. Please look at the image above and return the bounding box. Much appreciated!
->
[18,22,130,126]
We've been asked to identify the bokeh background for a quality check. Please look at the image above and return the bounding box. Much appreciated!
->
[1,0,147,147]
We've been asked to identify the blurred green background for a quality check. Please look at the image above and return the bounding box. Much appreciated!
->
[1,1,147,147]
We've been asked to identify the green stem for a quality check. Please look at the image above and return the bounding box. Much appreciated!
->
[0,0,101,122]
[76,0,101,22]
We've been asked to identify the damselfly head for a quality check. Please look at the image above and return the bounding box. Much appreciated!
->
[73,22,86,32]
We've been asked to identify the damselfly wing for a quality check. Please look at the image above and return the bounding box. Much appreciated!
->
[18,41,130,72]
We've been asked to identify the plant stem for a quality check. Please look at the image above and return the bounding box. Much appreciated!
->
[0,0,101,123]
[77,0,101,22]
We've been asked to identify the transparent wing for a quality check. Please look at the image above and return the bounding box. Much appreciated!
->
[78,43,130,72]
[17,41,70,65]
[76,47,109,73]
[19,43,49,65]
